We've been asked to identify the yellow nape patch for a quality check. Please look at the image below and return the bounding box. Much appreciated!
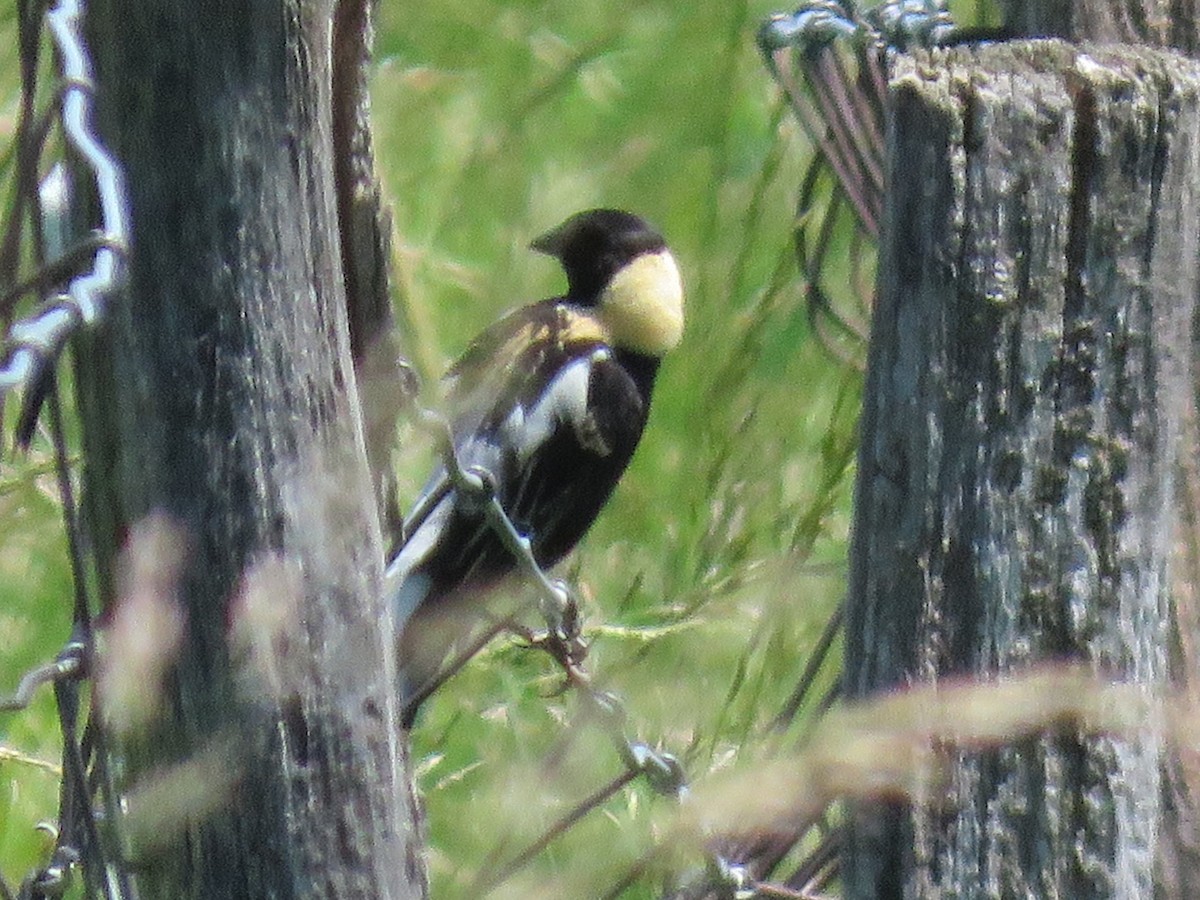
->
[599,250,685,356]
[553,306,609,346]
[498,310,607,361]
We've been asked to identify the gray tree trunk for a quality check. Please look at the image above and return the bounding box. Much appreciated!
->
[844,41,1200,899]
[74,2,424,897]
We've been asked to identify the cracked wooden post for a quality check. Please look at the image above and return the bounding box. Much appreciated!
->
[844,42,1200,898]
[77,2,426,897]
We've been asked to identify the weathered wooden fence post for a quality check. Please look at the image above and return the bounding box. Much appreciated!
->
[76,3,425,896]
[844,41,1200,898]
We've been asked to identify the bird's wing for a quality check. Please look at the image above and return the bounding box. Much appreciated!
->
[392,302,609,564]
[387,315,645,653]
[497,347,649,568]
[443,299,608,437]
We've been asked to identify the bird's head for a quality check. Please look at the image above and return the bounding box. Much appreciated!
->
[532,209,684,357]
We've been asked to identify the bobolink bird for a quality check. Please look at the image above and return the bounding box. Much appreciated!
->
[387,209,684,720]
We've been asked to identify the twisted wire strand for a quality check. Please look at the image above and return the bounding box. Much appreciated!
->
[0,0,129,437]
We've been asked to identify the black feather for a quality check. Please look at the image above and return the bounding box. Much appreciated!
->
[388,210,677,717]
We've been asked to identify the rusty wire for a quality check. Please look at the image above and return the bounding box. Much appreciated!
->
[758,3,890,373]
[757,1,964,372]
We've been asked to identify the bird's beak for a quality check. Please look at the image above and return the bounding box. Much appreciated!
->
[530,223,565,257]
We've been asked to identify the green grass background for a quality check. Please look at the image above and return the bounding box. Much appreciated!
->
[0,0,990,896]
[375,2,856,894]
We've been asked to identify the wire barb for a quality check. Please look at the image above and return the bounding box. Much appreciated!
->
[26,845,81,899]
[0,642,84,712]
[758,0,962,370]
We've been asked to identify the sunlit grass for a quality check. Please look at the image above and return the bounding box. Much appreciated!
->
[0,450,74,888]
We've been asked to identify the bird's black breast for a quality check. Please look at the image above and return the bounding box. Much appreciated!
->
[422,345,657,594]
[513,349,655,567]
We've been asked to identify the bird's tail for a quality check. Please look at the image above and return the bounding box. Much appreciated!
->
[386,538,437,709]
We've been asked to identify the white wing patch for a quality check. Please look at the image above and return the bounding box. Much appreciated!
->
[388,347,614,636]
[386,493,451,632]
[500,351,605,461]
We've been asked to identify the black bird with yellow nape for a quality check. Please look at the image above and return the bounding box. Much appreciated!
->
[387,209,684,722]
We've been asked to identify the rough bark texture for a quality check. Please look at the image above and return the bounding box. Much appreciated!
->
[1001,0,1200,53]
[78,3,424,897]
[844,41,1200,899]
[998,5,1200,895]
[332,0,392,366]
[1163,219,1200,892]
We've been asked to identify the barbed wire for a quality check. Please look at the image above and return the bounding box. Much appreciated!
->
[1,0,128,445]
[400,408,741,895]
[0,0,129,897]
[757,1,962,372]
[0,0,742,891]
[400,404,856,898]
